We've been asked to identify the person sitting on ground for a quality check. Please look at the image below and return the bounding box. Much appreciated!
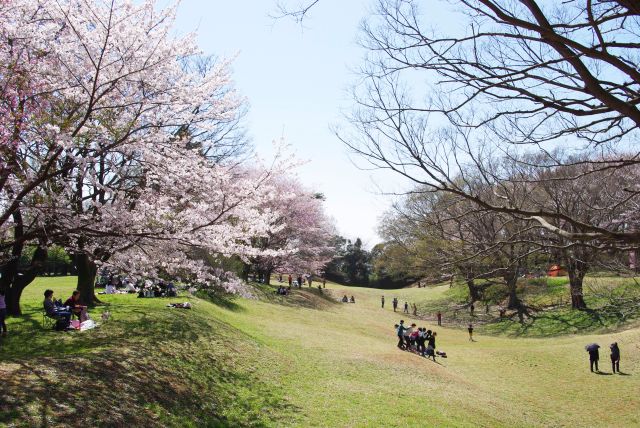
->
[610,342,621,374]
[350,296,355,303]
[43,289,71,330]
[64,290,88,321]
[105,281,116,294]
[123,279,137,294]
[342,295,348,303]
[166,282,177,297]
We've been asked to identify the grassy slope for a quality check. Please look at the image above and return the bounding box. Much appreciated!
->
[415,276,640,337]
[1,277,639,427]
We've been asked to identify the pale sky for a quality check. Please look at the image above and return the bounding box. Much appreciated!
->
[173,1,410,247]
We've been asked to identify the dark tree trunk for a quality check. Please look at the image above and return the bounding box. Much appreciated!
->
[75,253,99,306]
[0,206,47,316]
[466,279,482,302]
[505,270,520,310]
[240,262,250,282]
[1,247,47,316]
[264,269,272,285]
[567,257,588,309]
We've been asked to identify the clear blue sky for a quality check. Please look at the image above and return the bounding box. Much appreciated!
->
[173,0,410,247]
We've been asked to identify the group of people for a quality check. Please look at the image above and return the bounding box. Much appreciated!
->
[97,271,178,298]
[341,295,355,303]
[137,279,177,298]
[586,342,622,374]
[275,285,291,295]
[278,273,327,289]
[395,320,444,361]
[43,289,90,331]
[382,296,443,326]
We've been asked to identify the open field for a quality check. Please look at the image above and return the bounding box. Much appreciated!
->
[1,277,639,427]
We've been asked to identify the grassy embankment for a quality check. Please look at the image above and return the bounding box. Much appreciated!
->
[0,276,639,427]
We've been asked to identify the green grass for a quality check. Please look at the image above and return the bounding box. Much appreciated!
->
[412,276,640,337]
[1,277,640,427]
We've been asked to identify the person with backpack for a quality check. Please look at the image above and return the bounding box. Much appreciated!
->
[610,342,621,373]
[396,320,406,349]
[404,323,415,350]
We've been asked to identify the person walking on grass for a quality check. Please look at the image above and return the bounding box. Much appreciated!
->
[610,343,621,373]
[403,301,409,314]
[392,297,398,312]
[437,311,442,326]
[381,295,385,308]
[396,320,406,349]
[586,344,600,372]
[468,323,474,341]
[404,323,416,350]
[412,303,417,316]
[426,332,437,361]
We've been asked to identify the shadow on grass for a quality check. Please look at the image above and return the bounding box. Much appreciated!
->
[196,290,245,312]
[0,301,301,427]
[482,300,640,337]
[251,283,339,311]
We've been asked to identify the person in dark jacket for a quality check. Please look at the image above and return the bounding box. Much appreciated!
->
[426,332,437,361]
[610,342,621,373]
[588,346,600,372]
[396,320,406,349]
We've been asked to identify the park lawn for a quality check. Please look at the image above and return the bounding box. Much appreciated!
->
[0,277,639,427]
[412,276,640,336]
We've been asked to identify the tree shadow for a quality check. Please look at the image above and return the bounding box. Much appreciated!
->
[195,291,245,312]
[0,302,301,427]
[253,285,339,311]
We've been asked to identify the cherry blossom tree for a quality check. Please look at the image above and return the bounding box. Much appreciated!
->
[0,0,284,311]
[249,177,336,284]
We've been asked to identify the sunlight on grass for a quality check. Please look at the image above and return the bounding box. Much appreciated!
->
[1,277,639,427]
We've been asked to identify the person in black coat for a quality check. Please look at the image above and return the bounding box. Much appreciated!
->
[426,331,437,361]
[588,346,600,372]
[610,342,621,373]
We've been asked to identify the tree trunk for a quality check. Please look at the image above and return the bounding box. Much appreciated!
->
[466,279,482,302]
[505,271,520,310]
[264,269,272,285]
[1,247,47,316]
[567,257,588,309]
[75,253,99,306]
